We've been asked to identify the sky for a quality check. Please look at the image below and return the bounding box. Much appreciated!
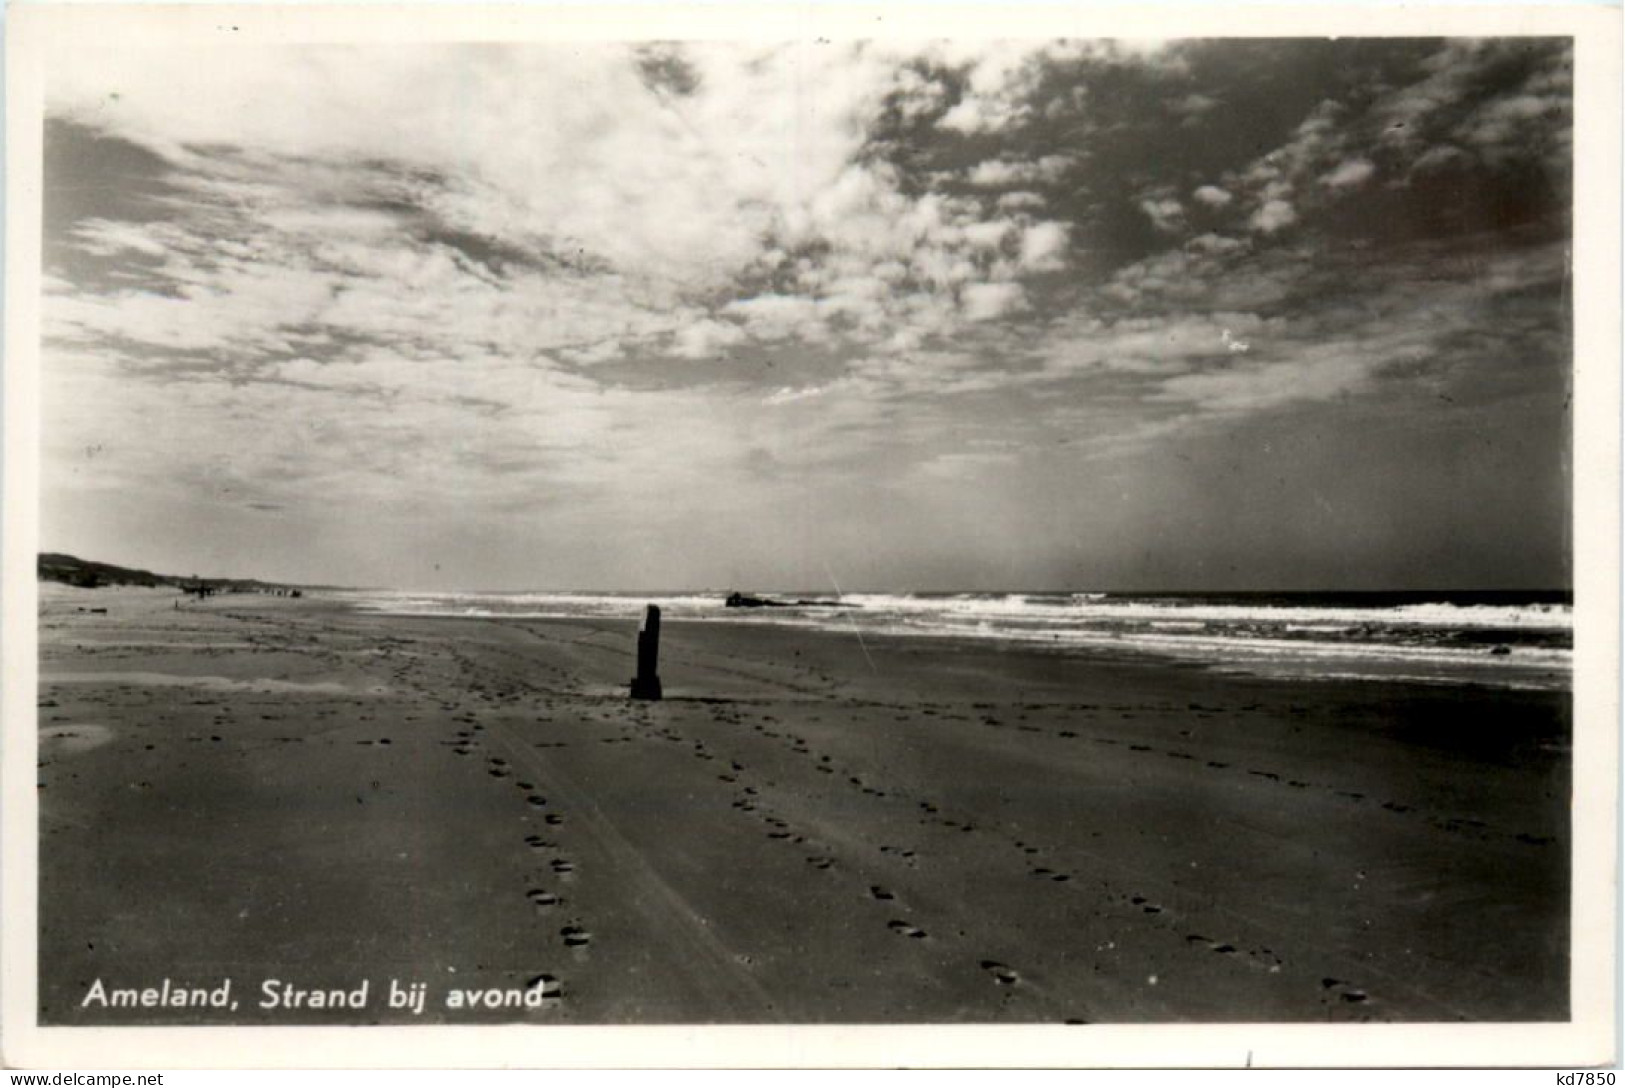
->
[40,36,1572,591]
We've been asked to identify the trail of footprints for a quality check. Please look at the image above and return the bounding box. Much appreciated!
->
[442,687,1382,1018]
[971,702,1544,850]
[686,699,1350,1015]
[440,708,592,1010]
[667,707,1039,1002]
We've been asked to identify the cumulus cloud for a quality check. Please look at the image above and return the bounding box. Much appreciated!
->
[1249,199,1298,234]
[671,318,748,359]
[1321,158,1376,188]
[996,191,1047,212]
[723,293,827,341]
[1192,185,1233,208]
[965,155,1074,187]
[961,281,1028,322]
[935,44,1049,134]
[1140,196,1186,234]
[1017,221,1071,272]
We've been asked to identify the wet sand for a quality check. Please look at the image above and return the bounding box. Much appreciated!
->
[36,586,1570,1024]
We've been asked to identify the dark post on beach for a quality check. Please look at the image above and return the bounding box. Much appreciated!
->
[630,604,663,701]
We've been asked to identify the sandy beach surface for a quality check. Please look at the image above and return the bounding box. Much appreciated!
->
[35,585,1570,1025]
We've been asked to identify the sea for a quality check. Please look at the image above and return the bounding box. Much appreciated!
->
[334,588,1574,691]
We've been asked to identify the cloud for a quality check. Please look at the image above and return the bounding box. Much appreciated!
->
[48,39,1094,399]
[723,293,827,342]
[935,43,1050,134]
[1321,158,1375,188]
[1140,196,1186,234]
[1041,311,1275,377]
[763,383,829,406]
[39,39,1572,588]
[916,449,1020,480]
[961,281,1028,322]
[1017,221,1070,272]
[996,191,1047,213]
[1150,355,1373,413]
[965,155,1074,187]
[1168,92,1220,118]
[1250,199,1298,234]
[670,318,748,359]
[1375,39,1571,172]
[559,339,626,366]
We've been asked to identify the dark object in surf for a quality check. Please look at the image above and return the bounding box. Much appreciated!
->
[725,590,845,609]
[726,591,785,608]
[630,604,663,700]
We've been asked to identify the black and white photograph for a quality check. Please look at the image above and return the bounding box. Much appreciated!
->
[4,2,1618,1069]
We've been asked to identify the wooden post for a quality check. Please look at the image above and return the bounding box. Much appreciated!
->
[630,604,663,700]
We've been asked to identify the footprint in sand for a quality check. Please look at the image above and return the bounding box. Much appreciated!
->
[560,925,592,948]
[806,856,834,870]
[526,795,548,807]
[550,858,575,875]
[544,813,564,826]
[869,885,895,901]
[980,960,1019,986]
[526,974,563,999]
[526,888,561,908]
[887,920,927,939]
[1321,977,1370,1004]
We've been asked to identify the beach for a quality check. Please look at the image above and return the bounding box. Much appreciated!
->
[36,584,1571,1025]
